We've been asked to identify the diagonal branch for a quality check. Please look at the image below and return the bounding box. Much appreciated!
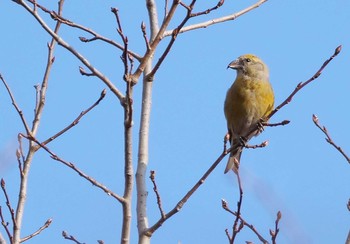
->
[312,114,350,164]
[0,179,17,233]
[15,0,125,101]
[271,211,282,244]
[36,89,106,150]
[222,199,268,244]
[0,206,12,243]
[149,171,166,219]
[62,231,84,244]
[163,0,268,37]
[20,134,125,204]
[147,0,224,79]
[241,45,342,146]
[31,0,64,137]
[25,0,142,61]
[0,74,31,135]
[131,0,180,82]
[268,45,342,119]
[20,218,52,243]
[144,148,229,236]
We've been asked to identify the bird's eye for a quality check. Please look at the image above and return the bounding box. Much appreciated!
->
[245,58,251,62]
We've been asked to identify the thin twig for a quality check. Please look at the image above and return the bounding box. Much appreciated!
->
[32,0,63,137]
[62,231,85,244]
[222,200,268,244]
[25,0,141,61]
[231,172,244,243]
[141,22,151,51]
[132,0,180,82]
[0,74,31,135]
[149,171,166,219]
[245,141,268,149]
[263,120,290,127]
[268,45,342,119]
[144,148,230,236]
[147,0,224,80]
[19,134,125,204]
[0,206,12,243]
[312,114,350,164]
[163,0,268,37]
[0,179,17,232]
[21,218,52,242]
[37,89,107,149]
[15,0,125,101]
[271,211,282,244]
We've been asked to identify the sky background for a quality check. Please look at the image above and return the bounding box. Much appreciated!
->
[0,0,349,243]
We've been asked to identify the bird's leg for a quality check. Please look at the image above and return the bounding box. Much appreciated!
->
[238,136,248,147]
[257,118,266,134]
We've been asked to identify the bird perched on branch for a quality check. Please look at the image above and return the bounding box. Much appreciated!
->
[224,54,274,173]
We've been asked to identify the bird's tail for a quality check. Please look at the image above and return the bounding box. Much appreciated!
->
[224,138,243,174]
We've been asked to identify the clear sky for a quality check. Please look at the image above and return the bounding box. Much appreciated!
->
[0,0,349,243]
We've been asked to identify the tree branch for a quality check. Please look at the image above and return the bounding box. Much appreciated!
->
[0,206,12,243]
[312,114,350,164]
[37,89,106,149]
[149,171,166,219]
[268,45,342,119]
[0,74,31,135]
[62,231,85,244]
[14,0,125,101]
[162,0,268,37]
[20,218,52,243]
[145,149,229,236]
[20,134,125,204]
[271,211,282,244]
[222,199,268,244]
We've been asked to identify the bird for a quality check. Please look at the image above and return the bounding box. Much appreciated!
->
[224,54,274,174]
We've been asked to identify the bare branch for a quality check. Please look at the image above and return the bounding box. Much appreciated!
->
[270,211,282,244]
[268,45,342,119]
[263,120,290,127]
[19,134,125,204]
[0,179,17,232]
[0,74,31,135]
[141,22,151,51]
[245,140,268,149]
[37,89,107,149]
[15,0,125,101]
[32,0,63,137]
[79,66,95,77]
[231,172,244,243]
[163,0,268,37]
[240,45,342,149]
[145,148,229,236]
[190,0,224,17]
[20,218,52,243]
[312,114,350,164]
[25,0,141,61]
[0,206,12,243]
[132,0,180,82]
[62,231,85,244]
[222,200,268,244]
[149,171,166,219]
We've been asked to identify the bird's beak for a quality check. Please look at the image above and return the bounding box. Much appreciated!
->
[227,59,241,70]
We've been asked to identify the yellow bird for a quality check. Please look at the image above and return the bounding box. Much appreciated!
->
[224,54,274,173]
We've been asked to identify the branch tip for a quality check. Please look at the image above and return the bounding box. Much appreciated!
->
[334,45,342,56]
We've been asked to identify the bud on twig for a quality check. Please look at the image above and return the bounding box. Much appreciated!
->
[334,45,342,56]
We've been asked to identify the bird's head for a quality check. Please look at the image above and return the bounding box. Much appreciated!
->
[227,54,269,80]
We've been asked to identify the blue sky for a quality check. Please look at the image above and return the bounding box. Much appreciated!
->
[0,0,349,243]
